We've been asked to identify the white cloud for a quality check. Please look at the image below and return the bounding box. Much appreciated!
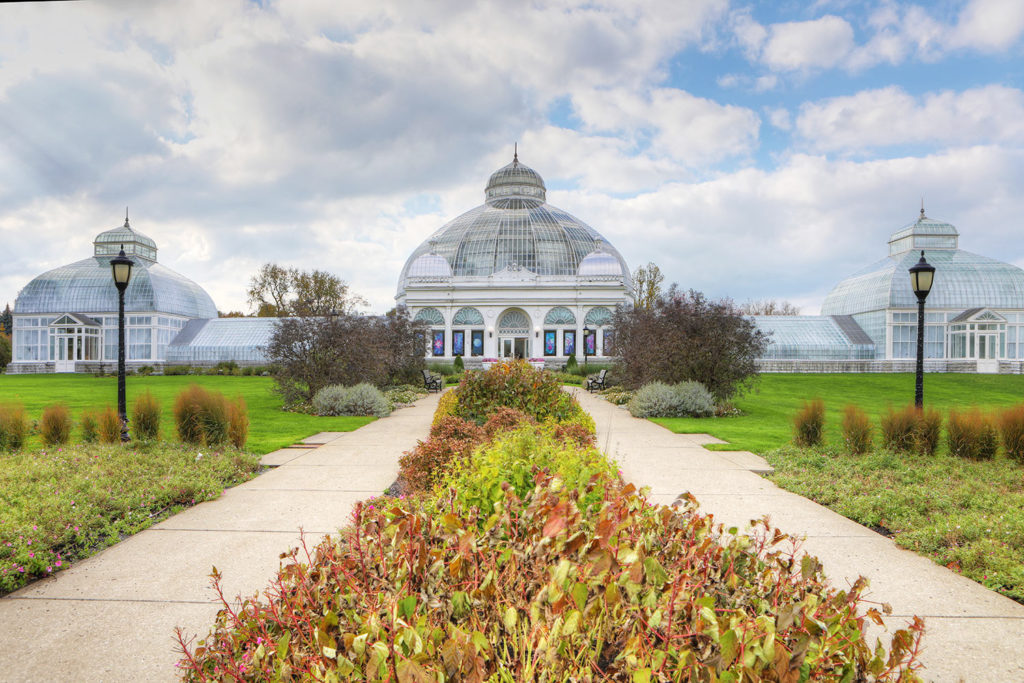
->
[794,85,1024,152]
[767,107,792,130]
[760,15,856,71]
[952,0,1024,51]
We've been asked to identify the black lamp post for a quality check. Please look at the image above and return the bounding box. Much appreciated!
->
[909,250,935,408]
[110,246,135,442]
[582,326,591,366]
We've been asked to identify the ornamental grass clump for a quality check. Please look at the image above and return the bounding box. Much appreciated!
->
[173,385,230,446]
[841,404,873,454]
[96,406,121,444]
[79,409,98,444]
[39,404,73,447]
[793,398,825,447]
[132,390,161,441]
[880,405,917,453]
[947,408,998,460]
[999,404,1024,463]
[227,397,248,450]
[0,403,28,451]
[915,407,943,455]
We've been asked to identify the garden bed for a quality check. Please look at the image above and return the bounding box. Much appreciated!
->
[0,442,261,595]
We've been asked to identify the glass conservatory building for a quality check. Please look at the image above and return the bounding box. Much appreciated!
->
[9,216,220,373]
[396,153,632,363]
[757,208,1024,373]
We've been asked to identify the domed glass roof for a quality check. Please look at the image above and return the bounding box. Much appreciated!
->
[398,154,630,293]
[822,213,1024,314]
[15,214,217,318]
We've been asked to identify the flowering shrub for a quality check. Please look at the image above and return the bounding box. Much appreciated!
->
[0,442,260,595]
[179,361,923,680]
[179,473,922,681]
[452,360,578,425]
[39,404,73,447]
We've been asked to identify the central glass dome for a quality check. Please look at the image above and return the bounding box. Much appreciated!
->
[398,154,629,293]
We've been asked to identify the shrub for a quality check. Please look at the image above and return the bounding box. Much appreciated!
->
[999,404,1024,463]
[841,404,872,454]
[173,385,230,446]
[453,361,576,425]
[432,389,458,427]
[132,391,161,441]
[915,407,942,455]
[948,408,998,460]
[97,406,122,444]
[399,416,485,493]
[79,409,98,444]
[880,405,917,452]
[163,365,192,376]
[136,365,155,376]
[0,403,28,451]
[482,407,536,438]
[384,386,424,406]
[452,355,464,372]
[311,383,391,417]
[628,381,716,418]
[600,386,634,405]
[793,398,825,447]
[227,398,248,450]
[39,404,73,447]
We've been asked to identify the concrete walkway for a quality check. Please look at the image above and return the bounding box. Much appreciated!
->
[0,392,440,683]
[572,388,1024,682]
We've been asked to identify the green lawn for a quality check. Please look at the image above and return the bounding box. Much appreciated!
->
[653,373,1024,453]
[0,374,374,454]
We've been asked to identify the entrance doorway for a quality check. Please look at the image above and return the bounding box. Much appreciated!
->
[978,334,998,373]
[500,337,528,359]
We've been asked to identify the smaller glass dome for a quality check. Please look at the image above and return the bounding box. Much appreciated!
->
[94,215,158,262]
[578,242,623,276]
[406,252,452,279]
[888,207,959,256]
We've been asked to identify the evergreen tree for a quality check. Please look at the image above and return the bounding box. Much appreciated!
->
[0,303,11,335]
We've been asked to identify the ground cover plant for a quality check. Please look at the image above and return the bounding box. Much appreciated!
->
[179,362,922,680]
[0,374,374,454]
[0,442,261,595]
[767,445,1024,604]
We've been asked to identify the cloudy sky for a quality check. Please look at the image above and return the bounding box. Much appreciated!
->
[2,0,1023,315]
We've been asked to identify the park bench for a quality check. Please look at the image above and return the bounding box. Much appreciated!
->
[585,368,607,393]
[422,369,443,393]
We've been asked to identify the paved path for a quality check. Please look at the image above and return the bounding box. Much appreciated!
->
[572,388,1024,682]
[0,392,440,683]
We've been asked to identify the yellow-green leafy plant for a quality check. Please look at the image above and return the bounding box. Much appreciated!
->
[39,404,73,447]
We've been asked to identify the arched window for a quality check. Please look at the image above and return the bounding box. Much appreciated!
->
[544,306,576,325]
[584,306,612,327]
[498,309,530,334]
[413,307,444,326]
[452,307,484,326]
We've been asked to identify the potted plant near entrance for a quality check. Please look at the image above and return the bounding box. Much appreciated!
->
[481,357,498,370]
[528,357,546,370]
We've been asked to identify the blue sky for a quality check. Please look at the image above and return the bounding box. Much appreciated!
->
[1,0,1023,315]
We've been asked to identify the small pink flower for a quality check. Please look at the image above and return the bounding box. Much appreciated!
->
[28,552,34,559]
[55,561,62,567]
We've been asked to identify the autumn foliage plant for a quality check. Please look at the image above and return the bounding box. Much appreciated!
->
[792,398,825,447]
[179,362,923,681]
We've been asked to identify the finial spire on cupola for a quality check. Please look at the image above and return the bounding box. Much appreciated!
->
[513,142,518,166]
[124,206,131,229]
[920,198,926,220]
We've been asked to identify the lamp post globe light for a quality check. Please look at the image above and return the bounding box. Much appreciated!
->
[909,250,936,408]
[110,245,135,442]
